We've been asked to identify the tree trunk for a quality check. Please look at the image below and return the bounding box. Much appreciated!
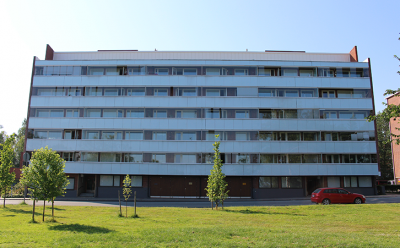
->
[118,190,121,215]
[134,191,136,216]
[3,189,5,208]
[32,199,35,222]
[211,201,213,210]
[42,200,45,222]
[52,198,54,219]
[125,201,127,217]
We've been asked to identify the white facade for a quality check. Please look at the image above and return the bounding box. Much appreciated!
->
[25,47,378,197]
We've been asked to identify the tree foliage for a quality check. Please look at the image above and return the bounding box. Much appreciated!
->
[375,112,393,180]
[122,174,132,217]
[20,146,69,221]
[0,135,16,207]
[206,135,229,210]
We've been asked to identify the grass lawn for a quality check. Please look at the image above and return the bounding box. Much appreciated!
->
[1,203,400,247]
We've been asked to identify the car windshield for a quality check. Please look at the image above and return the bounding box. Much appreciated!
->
[313,189,321,193]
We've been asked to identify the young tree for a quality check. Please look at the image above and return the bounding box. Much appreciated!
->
[206,135,229,210]
[14,119,26,167]
[20,147,69,221]
[122,174,132,217]
[375,112,393,180]
[0,135,16,207]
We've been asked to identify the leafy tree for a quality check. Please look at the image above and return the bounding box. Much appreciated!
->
[20,147,69,221]
[13,119,26,167]
[206,135,229,210]
[375,112,393,180]
[122,174,132,217]
[0,135,16,207]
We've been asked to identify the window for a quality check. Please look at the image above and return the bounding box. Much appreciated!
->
[234,69,248,75]
[100,175,120,186]
[37,88,65,96]
[66,178,74,190]
[89,68,104,75]
[206,132,227,141]
[324,133,338,141]
[206,89,226,96]
[302,154,319,163]
[206,109,227,118]
[100,153,121,162]
[66,109,79,118]
[318,68,334,77]
[33,130,62,139]
[202,153,214,164]
[125,132,143,140]
[124,154,143,163]
[282,69,298,76]
[103,109,123,118]
[102,131,122,140]
[322,90,335,98]
[236,110,249,118]
[86,87,102,96]
[181,88,197,96]
[175,154,197,163]
[131,176,142,187]
[81,152,98,162]
[327,177,340,187]
[344,176,358,187]
[127,88,145,96]
[323,111,337,119]
[337,90,352,98]
[259,110,272,119]
[236,132,250,141]
[173,68,197,75]
[153,132,167,140]
[63,152,75,162]
[206,68,220,75]
[285,90,299,97]
[260,154,274,163]
[303,132,317,141]
[358,177,372,187]
[104,88,119,96]
[86,109,101,117]
[154,89,168,96]
[259,89,275,97]
[281,177,302,188]
[155,68,169,75]
[128,67,145,75]
[237,154,250,164]
[105,68,122,76]
[339,112,354,119]
[176,110,197,118]
[258,68,275,76]
[287,133,300,141]
[152,154,166,163]
[152,110,167,118]
[259,177,278,188]
[85,131,100,139]
[323,154,339,163]
[175,132,196,141]
[301,90,314,97]
[353,90,366,98]
[288,154,301,163]
[36,109,64,117]
[299,69,314,77]
[126,109,144,118]
[357,154,371,163]
[259,132,273,141]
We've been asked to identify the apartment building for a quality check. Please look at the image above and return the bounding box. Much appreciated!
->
[386,94,400,185]
[24,45,379,198]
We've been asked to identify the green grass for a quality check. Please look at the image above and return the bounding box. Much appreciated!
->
[1,204,400,247]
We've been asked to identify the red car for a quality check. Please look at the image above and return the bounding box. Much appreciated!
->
[311,188,366,205]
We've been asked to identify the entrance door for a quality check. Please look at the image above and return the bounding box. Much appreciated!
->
[85,175,95,193]
[306,176,322,196]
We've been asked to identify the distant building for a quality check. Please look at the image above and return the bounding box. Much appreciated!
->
[386,94,400,185]
[24,45,378,198]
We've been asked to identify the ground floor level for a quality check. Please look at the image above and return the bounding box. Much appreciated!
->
[64,174,376,199]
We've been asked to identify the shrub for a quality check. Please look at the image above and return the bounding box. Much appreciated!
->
[384,185,400,193]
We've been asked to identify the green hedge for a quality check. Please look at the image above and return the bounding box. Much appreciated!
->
[384,185,400,193]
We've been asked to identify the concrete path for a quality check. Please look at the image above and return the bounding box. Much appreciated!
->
[3,194,400,208]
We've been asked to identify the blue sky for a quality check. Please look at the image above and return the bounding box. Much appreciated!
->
[0,0,399,134]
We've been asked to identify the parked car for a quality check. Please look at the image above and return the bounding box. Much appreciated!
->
[311,188,366,205]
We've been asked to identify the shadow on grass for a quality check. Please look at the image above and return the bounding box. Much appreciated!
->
[5,208,33,215]
[49,224,114,234]
[223,209,307,216]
